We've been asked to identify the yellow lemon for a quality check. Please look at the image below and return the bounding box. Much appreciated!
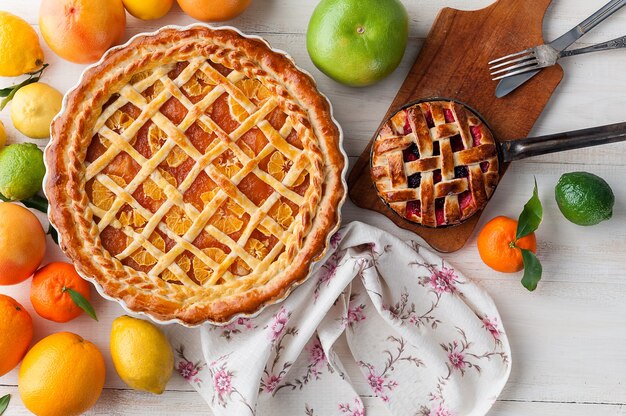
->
[0,12,44,77]
[0,120,6,148]
[110,315,174,394]
[122,0,174,20]
[10,82,63,139]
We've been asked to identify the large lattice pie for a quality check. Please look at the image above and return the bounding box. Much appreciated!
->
[371,100,499,227]
[45,26,345,325]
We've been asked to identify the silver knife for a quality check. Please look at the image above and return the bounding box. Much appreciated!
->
[496,0,626,98]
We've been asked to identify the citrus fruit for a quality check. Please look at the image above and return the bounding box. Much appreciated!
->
[19,332,105,416]
[30,262,92,323]
[176,0,252,22]
[39,0,126,64]
[0,12,45,77]
[10,82,63,139]
[123,0,174,20]
[477,216,537,273]
[307,0,409,87]
[0,202,46,285]
[555,171,615,226]
[0,294,33,376]
[0,143,46,201]
[110,315,174,394]
[0,120,7,149]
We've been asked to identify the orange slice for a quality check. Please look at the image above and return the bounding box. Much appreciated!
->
[193,247,227,284]
[215,151,241,178]
[270,202,294,229]
[165,206,193,236]
[92,175,126,211]
[131,250,157,267]
[246,238,268,259]
[106,110,134,134]
[143,80,164,102]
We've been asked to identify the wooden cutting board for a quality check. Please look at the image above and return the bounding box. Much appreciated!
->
[348,0,563,252]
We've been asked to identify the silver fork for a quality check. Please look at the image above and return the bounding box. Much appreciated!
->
[488,0,626,82]
[489,35,626,80]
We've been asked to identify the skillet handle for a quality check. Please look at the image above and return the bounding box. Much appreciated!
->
[500,121,626,162]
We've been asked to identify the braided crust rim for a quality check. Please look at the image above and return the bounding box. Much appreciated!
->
[44,25,346,326]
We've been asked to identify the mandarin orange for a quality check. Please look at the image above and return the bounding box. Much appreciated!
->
[30,262,92,323]
[477,216,537,273]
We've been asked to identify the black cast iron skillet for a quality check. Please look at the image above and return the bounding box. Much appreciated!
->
[371,98,626,227]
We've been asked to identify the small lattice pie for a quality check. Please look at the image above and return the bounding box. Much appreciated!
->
[371,100,499,227]
[45,26,345,325]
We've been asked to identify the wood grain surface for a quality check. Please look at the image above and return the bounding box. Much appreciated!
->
[348,0,564,253]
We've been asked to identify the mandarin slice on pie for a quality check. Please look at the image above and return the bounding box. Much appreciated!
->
[45,26,345,325]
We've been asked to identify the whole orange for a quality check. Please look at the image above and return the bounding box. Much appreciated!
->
[0,294,33,376]
[477,216,537,273]
[19,332,106,416]
[39,0,126,64]
[0,202,46,285]
[177,0,252,21]
[30,262,92,323]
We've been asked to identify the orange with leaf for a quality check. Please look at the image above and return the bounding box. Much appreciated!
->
[477,180,543,291]
[30,262,98,323]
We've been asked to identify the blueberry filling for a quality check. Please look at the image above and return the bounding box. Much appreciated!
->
[450,135,464,152]
[403,143,420,162]
[433,169,442,184]
[432,141,440,156]
[454,166,469,178]
[435,198,445,225]
[408,173,421,188]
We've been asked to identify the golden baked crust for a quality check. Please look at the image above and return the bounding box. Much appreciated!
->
[45,25,345,325]
[371,100,499,227]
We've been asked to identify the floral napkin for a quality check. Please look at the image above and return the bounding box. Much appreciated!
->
[166,221,511,416]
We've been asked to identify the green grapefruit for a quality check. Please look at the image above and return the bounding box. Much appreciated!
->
[307,0,409,87]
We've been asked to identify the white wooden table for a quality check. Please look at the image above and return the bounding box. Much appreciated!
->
[2,1,626,414]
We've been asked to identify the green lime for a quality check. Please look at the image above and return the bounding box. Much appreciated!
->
[307,0,409,87]
[0,143,45,201]
[555,171,614,226]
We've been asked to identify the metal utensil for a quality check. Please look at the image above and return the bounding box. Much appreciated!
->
[490,35,626,81]
[492,0,626,98]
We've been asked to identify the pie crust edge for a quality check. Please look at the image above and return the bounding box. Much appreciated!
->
[44,25,346,325]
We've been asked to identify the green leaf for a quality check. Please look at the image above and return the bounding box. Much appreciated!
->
[516,178,543,240]
[20,195,49,214]
[47,223,59,245]
[520,249,542,291]
[0,64,49,110]
[0,87,15,97]
[64,287,98,321]
[0,394,10,415]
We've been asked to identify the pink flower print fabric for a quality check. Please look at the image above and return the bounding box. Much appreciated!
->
[166,222,511,416]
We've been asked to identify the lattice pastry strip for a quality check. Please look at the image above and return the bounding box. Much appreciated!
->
[87,40,317,284]
[372,100,499,227]
[46,26,345,326]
